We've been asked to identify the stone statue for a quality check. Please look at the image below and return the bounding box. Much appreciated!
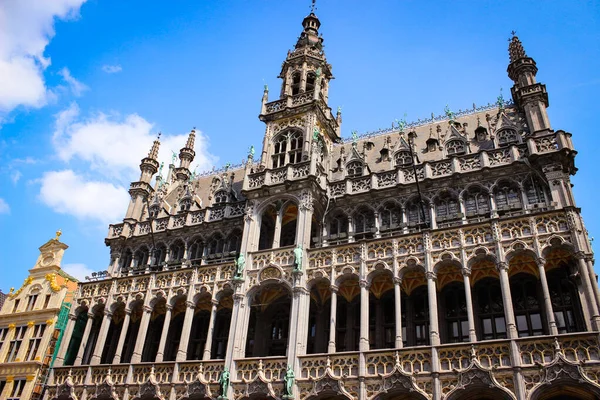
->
[234,253,245,278]
[315,67,322,78]
[248,145,255,159]
[293,245,303,272]
[312,126,319,141]
[218,368,230,398]
[283,366,295,397]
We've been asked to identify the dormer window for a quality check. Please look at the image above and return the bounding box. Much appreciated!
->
[475,126,488,141]
[347,161,363,178]
[306,72,316,92]
[179,197,192,212]
[148,203,161,219]
[446,140,466,156]
[214,190,228,204]
[394,151,412,167]
[273,130,303,168]
[497,129,518,146]
[426,138,438,153]
[291,72,301,95]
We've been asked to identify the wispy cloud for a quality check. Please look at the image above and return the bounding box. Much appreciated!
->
[62,263,95,281]
[11,170,22,184]
[59,67,88,96]
[0,198,10,214]
[102,64,122,74]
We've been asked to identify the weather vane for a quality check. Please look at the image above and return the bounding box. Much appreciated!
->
[310,0,316,13]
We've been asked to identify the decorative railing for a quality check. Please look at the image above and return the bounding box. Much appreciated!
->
[365,348,432,375]
[264,91,316,114]
[234,356,287,382]
[251,246,295,270]
[518,333,600,366]
[244,161,313,191]
[298,352,360,379]
[178,360,224,383]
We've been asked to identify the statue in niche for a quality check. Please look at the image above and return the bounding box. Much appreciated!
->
[283,366,295,398]
[218,368,230,399]
[234,253,245,278]
[293,245,303,272]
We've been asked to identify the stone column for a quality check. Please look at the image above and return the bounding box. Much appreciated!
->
[328,286,338,353]
[177,301,197,361]
[54,314,77,366]
[497,262,518,339]
[393,277,403,348]
[90,310,113,365]
[359,279,370,351]
[155,304,173,362]
[374,212,381,239]
[536,258,558,335]
[203,300,219,360]
[426,272,440,345]
[272,210,283,249]
[74,313,94,366]
[112,309,131,364]
[576,252,600,329]
[462,270,477,342]
[130,305,152,363]
[586,257,600,312]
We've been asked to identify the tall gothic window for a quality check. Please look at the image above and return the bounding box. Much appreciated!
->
[463,186,490,218]
[259,205,277,250]
[272,130,303,168]
[547,267,583,333]
[394,151,412,167]
[406,198,429,228]
[291,72,301,95]
[497,129,518,146]
[441,283,469,343]
[380,202,402,232]
[494,181,522,212]
[169,240,185,264]
[511,273,544,337]
[306,72,316,92]
[474,278,506,340]
[225,230,242,255]
[353,206,375,238]
[120,249,133,272]
[188,238,204,265]
[402,286,430,347]
[446,139,466,156]
[347,161,363,178]
[435,192,461,222]
[133,247,149,271]
[524,176,548,206]
[206,234,225,257]
[328,211,348,241]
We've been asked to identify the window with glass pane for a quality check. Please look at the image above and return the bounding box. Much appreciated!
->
[511,273,544,337]
[380,202,402,231]
[524,177,547,205]
[353,207,375,234]
[5,326,26,362]
[443,283,469,343]
[548,267,582,333]
[436,193,460,221]
[8,379,25,400]
[464,187,490,217]
[475,279,506,340]
[394,151,412,167]
[446,140,466,156]
[497,129,518,146]
[25,324,46,361]
[347,161,363,178]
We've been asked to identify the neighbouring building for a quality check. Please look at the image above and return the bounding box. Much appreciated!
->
[47,7,600,400]
[0,232,78,400]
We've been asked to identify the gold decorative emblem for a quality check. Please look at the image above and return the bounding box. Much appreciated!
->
[45,273,61,292]
[27,321,35,327]
[46,319,54,326]
[8,323,15,329]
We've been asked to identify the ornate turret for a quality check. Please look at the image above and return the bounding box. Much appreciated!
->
[124,135,160,221]
[507,33,551,134]
[175,128,196,181]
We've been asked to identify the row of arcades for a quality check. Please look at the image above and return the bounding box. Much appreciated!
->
[57,245,593,368]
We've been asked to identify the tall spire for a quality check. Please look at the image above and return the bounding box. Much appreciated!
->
[139,133,161,183]
[176,128,197,181]
[506,33,551,134]
[148,133,161,160]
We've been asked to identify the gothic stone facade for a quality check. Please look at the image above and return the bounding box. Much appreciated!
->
[0,235,77,400]
[47,10,600,400]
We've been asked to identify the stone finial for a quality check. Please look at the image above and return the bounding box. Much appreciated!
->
[508,34,527,63]
[148,133,161,160]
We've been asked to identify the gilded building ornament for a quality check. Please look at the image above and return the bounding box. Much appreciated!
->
[46,273,62,292]
[9,276,33,298]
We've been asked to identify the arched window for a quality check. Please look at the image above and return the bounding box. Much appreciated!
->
[406,198,429,228]
[151,244,167,268]
[280,203,298,247]
[394,151,412,167]
[225,230,242,255]
[547,267,583,333]
[474,278,506,340]
[188,238,204,265]
[306,72,316,92]
[168,241,185,265]
[259,205,277,250]
[380,202,402,233]
[206,234,224,258]
[494,181,522,212]
[435,192,461,222]
[291,72,301,95]
[524,176,548,206]
[441,283,469,343]
[511,273,544,337]
[347,161,363,178]
[475,126,488,142]
[133,247,149,271]
[368,279,395,349]
[463,186,490,218]
[272,130,303,168]
[328,211,348,242]
[214,190,228,204]
[402,286,429,346]
[353,206,375,239]
[120,249,133,273]
[446,139,466,156]
[497,129,518,146]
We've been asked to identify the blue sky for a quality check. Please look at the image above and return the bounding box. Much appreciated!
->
[1,1,599,291]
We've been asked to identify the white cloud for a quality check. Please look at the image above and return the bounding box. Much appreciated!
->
[39,169,129,223]
[62,263,95,281]
[11,170,22,184]
[59,67,88,96]
[53,102,217,181]
[0,0,87,115]
[102,64,122,74]
[0,198,10,214]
